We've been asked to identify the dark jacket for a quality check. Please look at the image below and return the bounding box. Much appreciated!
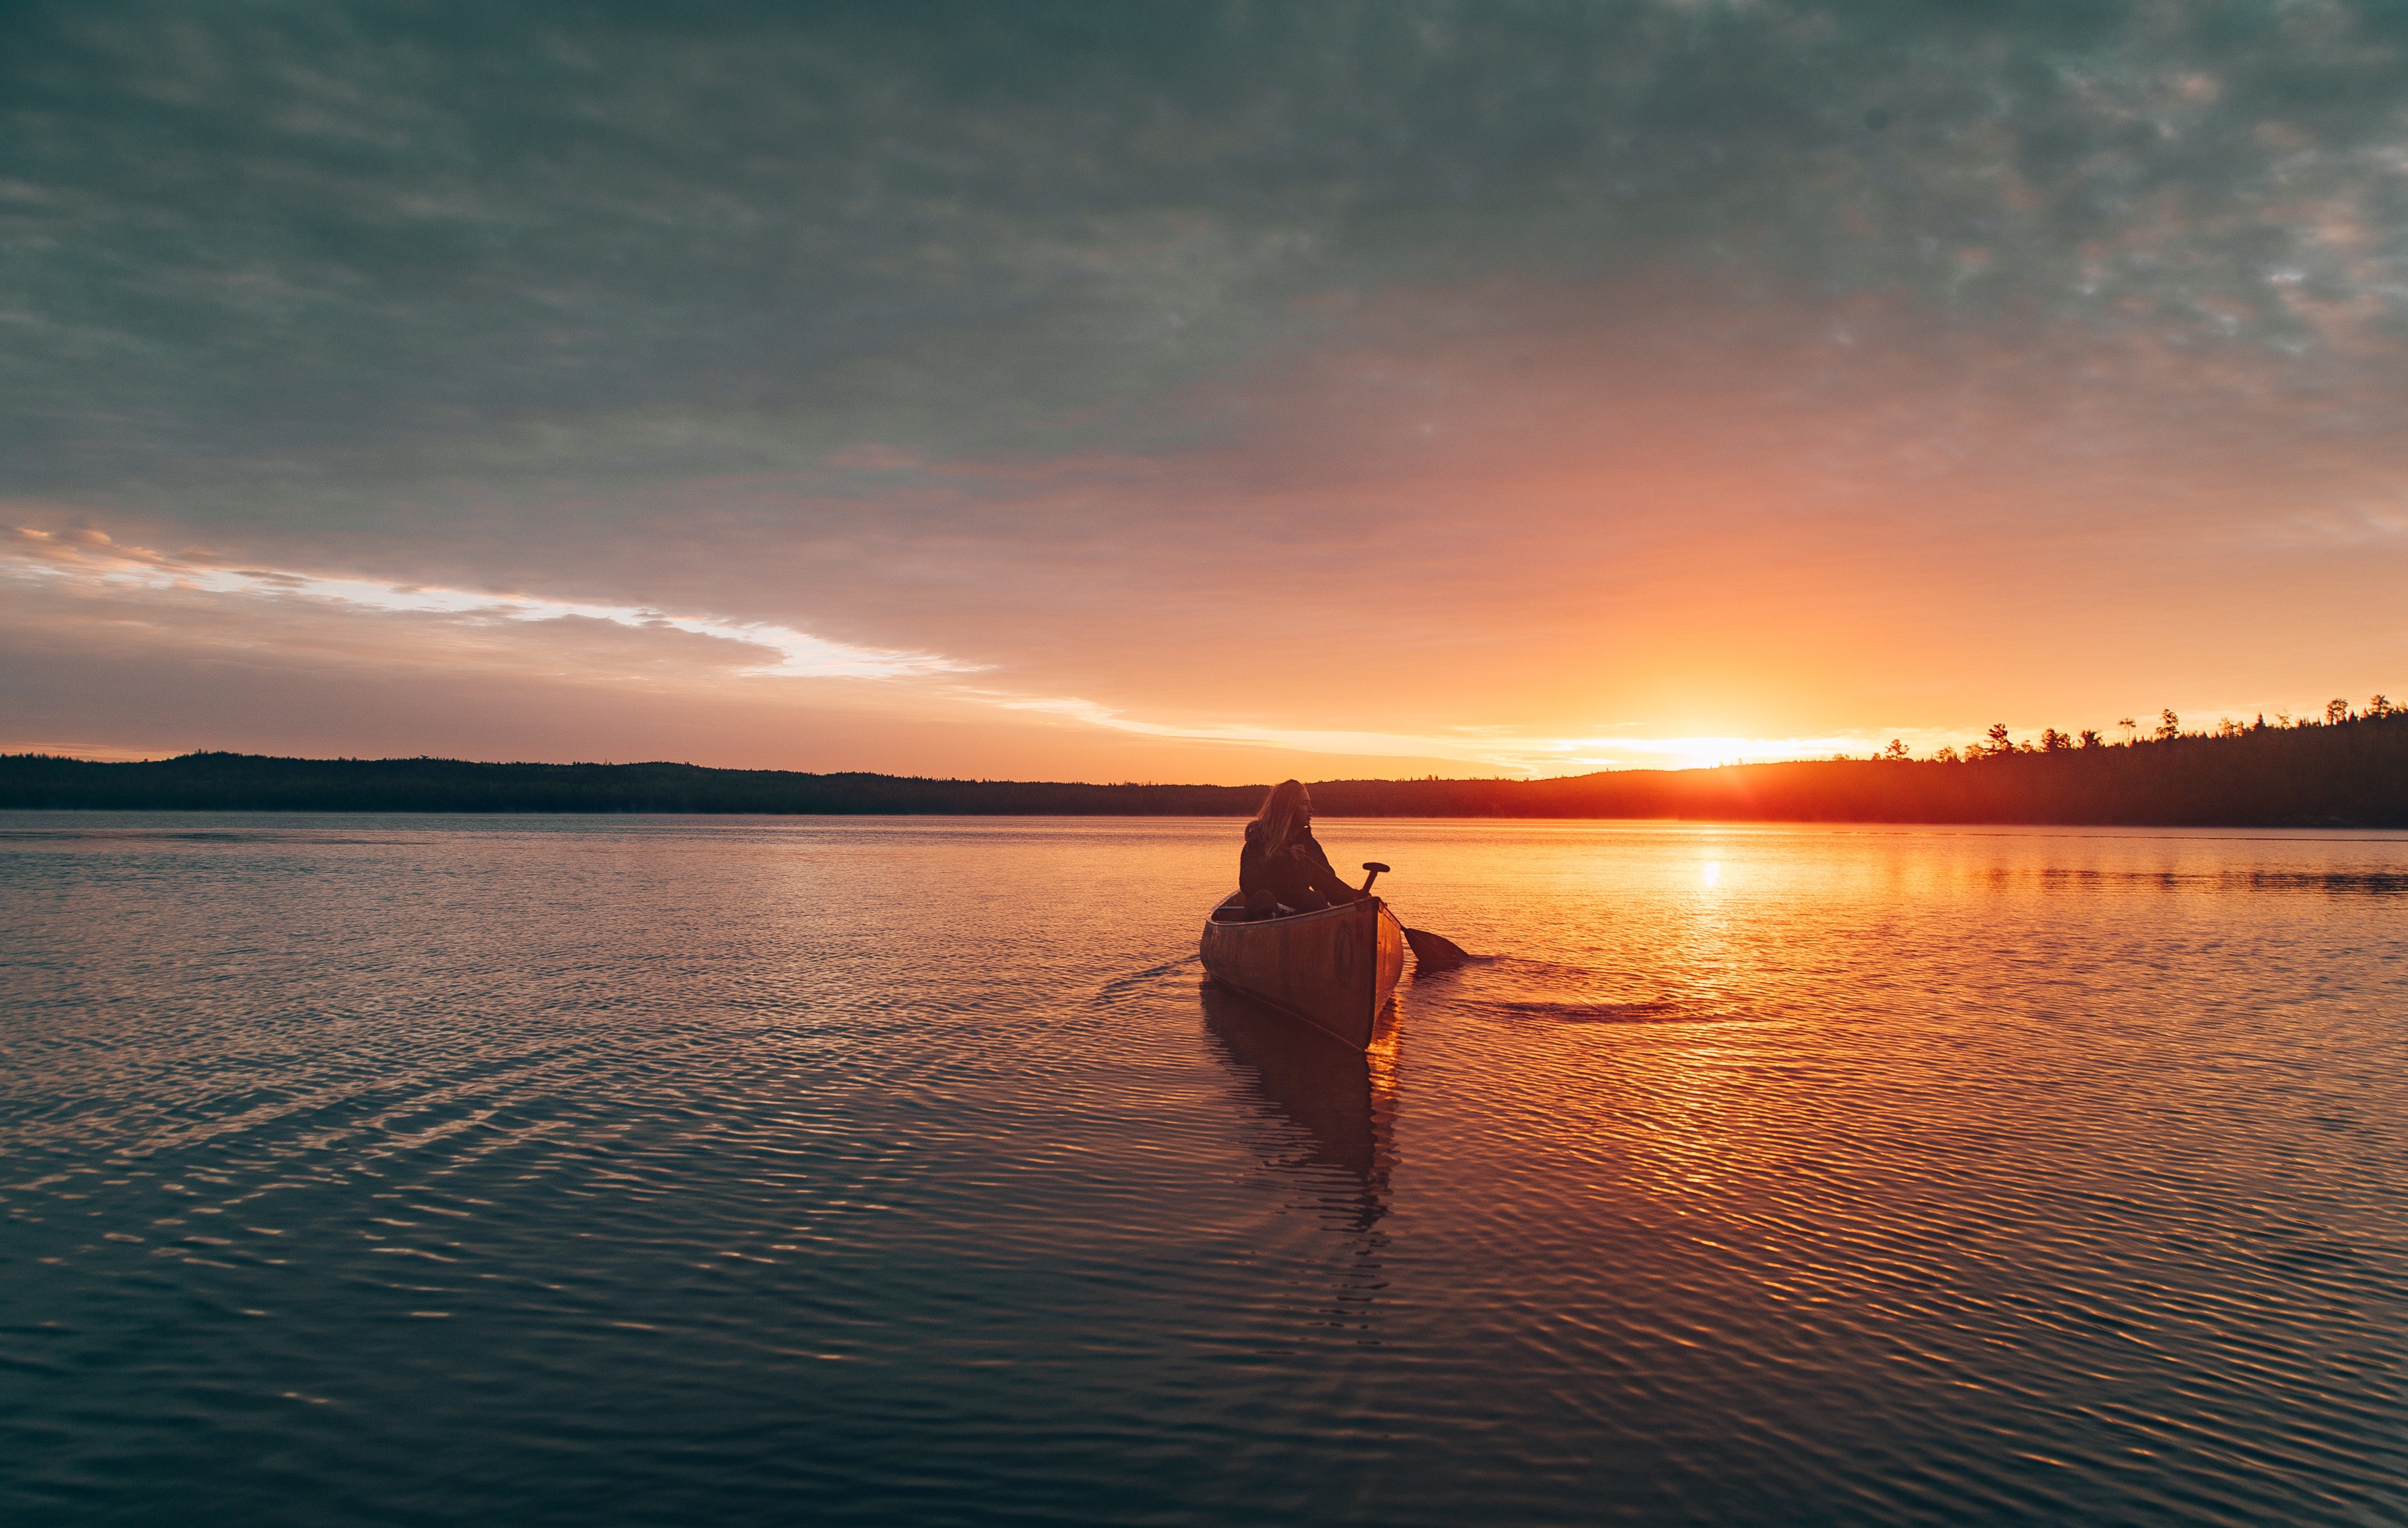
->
[1239,823,1345,898]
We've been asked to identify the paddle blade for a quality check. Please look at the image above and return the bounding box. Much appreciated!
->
[1403,926,1472,971]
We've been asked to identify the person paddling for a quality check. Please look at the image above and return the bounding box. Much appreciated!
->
[1239,780,1367,919]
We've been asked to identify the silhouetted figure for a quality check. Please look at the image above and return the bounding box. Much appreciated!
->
[1239,779,1365,919]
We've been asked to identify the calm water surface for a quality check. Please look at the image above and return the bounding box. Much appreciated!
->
[4,814,2407,1525]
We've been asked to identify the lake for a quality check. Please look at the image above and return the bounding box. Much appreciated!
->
[5,814,2407,1525]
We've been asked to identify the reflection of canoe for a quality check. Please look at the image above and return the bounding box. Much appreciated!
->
[1198,892,1406,1050]
[1201,980,1396,1275]
[1201,982,1381,1186]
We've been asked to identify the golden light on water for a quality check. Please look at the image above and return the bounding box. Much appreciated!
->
[1702,861,1722,888]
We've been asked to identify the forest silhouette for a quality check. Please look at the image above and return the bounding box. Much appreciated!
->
[4,701,2402,826]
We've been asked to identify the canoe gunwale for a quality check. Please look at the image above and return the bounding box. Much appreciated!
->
[1205,893,1371,931]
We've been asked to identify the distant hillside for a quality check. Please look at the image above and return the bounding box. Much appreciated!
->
[0,754,1260,816]
[3,713,2404,825]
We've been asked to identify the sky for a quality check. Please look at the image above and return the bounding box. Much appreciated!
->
[4,0,2406,781]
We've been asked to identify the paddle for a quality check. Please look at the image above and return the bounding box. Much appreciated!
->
[1360,862,1474,971]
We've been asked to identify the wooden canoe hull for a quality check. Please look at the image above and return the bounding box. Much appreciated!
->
[1197,895,1406,1050]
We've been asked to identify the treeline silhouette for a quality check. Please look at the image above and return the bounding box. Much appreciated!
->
[5,708,2404,825]
[0,754,1261,816]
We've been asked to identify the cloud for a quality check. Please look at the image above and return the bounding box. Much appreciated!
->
[4,525,965,679]
[10,1,2407,492]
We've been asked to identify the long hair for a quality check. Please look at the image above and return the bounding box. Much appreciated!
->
[1248,779,1311,853]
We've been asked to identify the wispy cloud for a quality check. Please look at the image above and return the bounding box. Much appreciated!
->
[969,695,1891,776]
[5,528,966,680]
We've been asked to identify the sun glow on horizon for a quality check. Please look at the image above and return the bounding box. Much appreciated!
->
[6,526,2387,784]
[4,529,1917,776]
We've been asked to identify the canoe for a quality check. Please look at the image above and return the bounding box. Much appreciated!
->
[1198,892,1406,1050]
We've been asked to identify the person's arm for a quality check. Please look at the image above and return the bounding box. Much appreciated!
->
[1292,833,1361,898]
